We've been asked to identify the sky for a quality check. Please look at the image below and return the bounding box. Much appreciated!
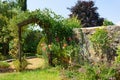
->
[27,0,120,24]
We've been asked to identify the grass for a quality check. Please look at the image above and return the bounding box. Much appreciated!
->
[0,61,10,68]
[0,68,61,80]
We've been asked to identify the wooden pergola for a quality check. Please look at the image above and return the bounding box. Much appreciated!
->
[17,17,51,65]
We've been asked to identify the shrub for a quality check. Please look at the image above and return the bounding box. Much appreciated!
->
[115,46,120,63]
[103,19,114,26]
[37,37,47,55]
[90,28,109,49]
[90,28,113,62]
[64,63,116,80]
[37,35,85,68]
[35,13,82,68]
[84,64,115,80]
[0,53,6,60]
[0,61,10,68]
[13,57,28,71]
[23,30,41,53]
[49,43,72,67]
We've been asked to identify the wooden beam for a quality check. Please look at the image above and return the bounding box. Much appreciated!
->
[18,26,22,69]
[17,17,39,27]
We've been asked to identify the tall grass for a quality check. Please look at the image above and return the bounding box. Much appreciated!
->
[0,68,61,80]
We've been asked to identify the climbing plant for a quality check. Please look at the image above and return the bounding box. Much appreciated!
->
[8,9,53,56]
[90,28,115,62]
[8,8,82,69]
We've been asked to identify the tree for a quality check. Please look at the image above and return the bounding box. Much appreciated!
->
[0,0,19,55]
[68,0,104,27]
[103,19,114,26]
[23,29,42,54]
[18,0,27,11]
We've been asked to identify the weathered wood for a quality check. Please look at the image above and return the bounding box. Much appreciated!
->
[17,17,42,66]
[17,18,39,27]
[18,26,22,65]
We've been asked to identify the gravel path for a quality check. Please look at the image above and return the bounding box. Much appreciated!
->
[9,58,45,70]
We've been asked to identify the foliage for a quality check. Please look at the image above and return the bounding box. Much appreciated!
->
[48,16,81,67]
[13,57,28,71]
[90,28,110,59]
[8,8,81,68]
[0,0,19,19]
[37,38,84,68]
[0,52,6,60]
[0,68,60,80]
[23,29,42,53]
[37,36,47,55]
[62,63,116,80]
[103,19,114,26]
[18,0,27,11]
[0,61,10,68]
[80,64,115,80]
[114,67,120,80]
[8,9,62,57]
[0,0,21,56]
[68,0,104,27]
[0,11,10,55]
[91,28,109,47]
[49,43,73,67]
[9,39,19,58]
[112,47,120,80]
[115,46,120,63]
[35,15,81,67]
[63,64,116,80]
[63,16,81,29]
[0,13,9,43]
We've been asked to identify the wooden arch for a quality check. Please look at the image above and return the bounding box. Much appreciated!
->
[9,9,65,68]
[17,17,51,64]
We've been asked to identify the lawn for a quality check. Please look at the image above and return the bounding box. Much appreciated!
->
[0,68,61,80]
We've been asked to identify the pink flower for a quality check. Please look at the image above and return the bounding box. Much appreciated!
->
[42,47,46,51]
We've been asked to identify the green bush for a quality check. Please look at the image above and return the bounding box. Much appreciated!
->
[0,53,6,60]
[90,28,109,48]
[13,57,28,71]
[90,28,111,61]
[37,37,47,55]
[103,19,114,26]
[0,61,10,68]
[37,16,83,67]
[84,64,115,80]
[115,46,120,63]
[23,30,42,53]
[37,39,80,68]
[64,63,115,80]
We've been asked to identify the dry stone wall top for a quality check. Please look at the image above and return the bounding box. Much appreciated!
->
[73,26,120,47]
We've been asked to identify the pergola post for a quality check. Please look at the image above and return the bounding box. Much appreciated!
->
[17,18,39,67]
[18,26,22,66]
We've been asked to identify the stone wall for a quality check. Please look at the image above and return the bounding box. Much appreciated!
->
[73,26,120,63]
